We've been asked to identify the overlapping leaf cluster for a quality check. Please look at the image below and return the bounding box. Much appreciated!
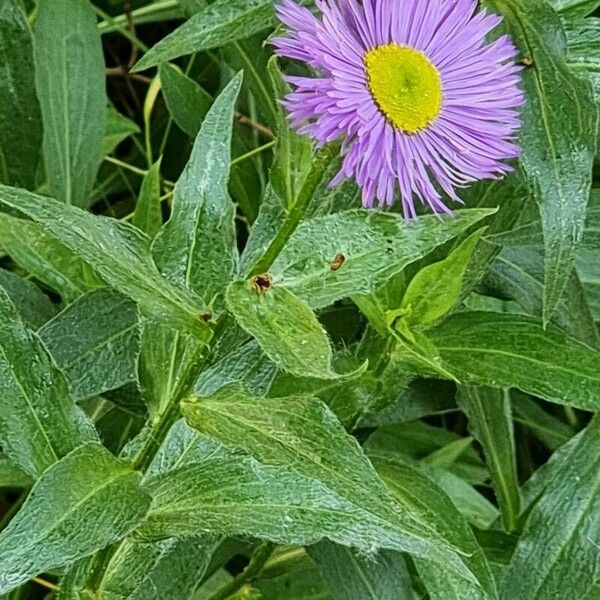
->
[0,0,599,598]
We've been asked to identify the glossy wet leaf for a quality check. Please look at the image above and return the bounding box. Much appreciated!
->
[501,416,600,600]
[0,286,95,479]
[400,229,485,327]
[0,443,151,595]
[429,311,600,411]
[179,388,493,589]
[0,213,103,304]
[0,185,212,342]
[0,269,56,329]
[308,542,414,600]
[153,74,241,305]
[226,280,342,379]
[134,0,276,72]
[97,536,218,600]
[271,209,495,309]
[485,0,598,322]
[39,289,140,401]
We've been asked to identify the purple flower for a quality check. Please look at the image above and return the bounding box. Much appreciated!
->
[273,0,524,217]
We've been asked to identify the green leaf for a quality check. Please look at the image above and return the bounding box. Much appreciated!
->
[271,209,495,309]
[483,245,599,348]
[0,443,151,596]
[512,390,575,451]
[153,74,241,306]
[428,311,600,411]
[307,542,414,600]
[365,420,488,485]
[484,0,598,322]
[38,289,140,401]
[0,268,56,329]
[241,186,287,274]
[133,159,163,239]
[97,536,217,600]
[196,339,276,397]
[0,454,33,489]
[226,280,343,379]
[501,416,600,600]
[550,0,600,17]
[400,229,485,327]
[0,286,95,479]
[0,0,42,189]
[103,105,141,156]
[133,0,275,72]
[159,64,212,137]
[0,185,212,342]
[179,388,493,588]
[33,0,107,206]
[370,456,497,600]
[0,213,103,304]
[138,321,204,418]
[458,386,521,533]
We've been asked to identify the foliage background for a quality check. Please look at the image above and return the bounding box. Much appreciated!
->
[0,0,600,598]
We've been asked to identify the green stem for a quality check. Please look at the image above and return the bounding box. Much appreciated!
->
[207,542,275,600]
[231,140,277,166]
[249,141,340,276]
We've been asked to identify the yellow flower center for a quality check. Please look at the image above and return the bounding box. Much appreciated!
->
[365,43,443,134]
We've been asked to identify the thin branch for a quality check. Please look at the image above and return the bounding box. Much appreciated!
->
[32,577,60,592]
[234,112,275,139]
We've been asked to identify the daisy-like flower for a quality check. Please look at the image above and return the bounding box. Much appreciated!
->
[273,0,524,217]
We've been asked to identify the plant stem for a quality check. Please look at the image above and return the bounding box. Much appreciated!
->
[249,141,340,276]
[231,140,277,166]
[207,542,275,600]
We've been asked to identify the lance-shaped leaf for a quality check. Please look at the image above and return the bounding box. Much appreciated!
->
[372,456,496,600]
[159,64,212,137]
[0,212,103,303]
[39,289,140,401]
[307,542,414,600]
[458,386,521,533]
[177,388,494,591]
[153,73,241,305]
[134,0,276,71]
[271,209,495,309]
[0,444,151,595]
[399,229,485,327]
[226,280,345,379]
[501,416,600,600]
[0,287,95,479]
[133,159,163,239]
[34,0,107,206]
[0,268,56,329]
[549,0,600,17]
[428,311,600,411]
[484,0,598,322]
[97,536,218,600]
[0,0,42,189]
[0,185,212,342]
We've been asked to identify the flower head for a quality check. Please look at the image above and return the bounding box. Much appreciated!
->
[273,0,524,217]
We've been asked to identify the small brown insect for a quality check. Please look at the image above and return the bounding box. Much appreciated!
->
[198,310,213,323]
[251,273,274,294]
[330,253,346,272]
[520,57,533,67]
